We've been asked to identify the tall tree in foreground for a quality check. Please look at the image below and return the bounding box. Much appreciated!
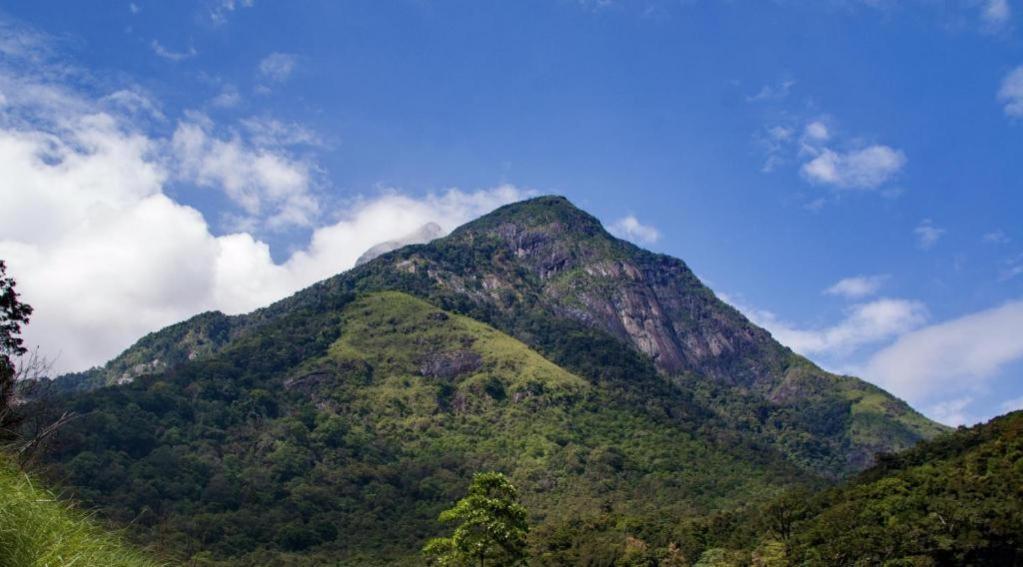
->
[0,259,33,441]
[423,472,529,567]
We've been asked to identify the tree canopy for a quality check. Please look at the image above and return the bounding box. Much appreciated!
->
[423,472,529,567]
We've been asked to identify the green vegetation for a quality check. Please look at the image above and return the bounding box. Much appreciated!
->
[36,291,806,564]
[606,411,1023,565]
[0,457,161,567]
[423,472,529,566]
[20,196,968,564]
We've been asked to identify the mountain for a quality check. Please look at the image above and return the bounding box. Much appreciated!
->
[34,195,947,563]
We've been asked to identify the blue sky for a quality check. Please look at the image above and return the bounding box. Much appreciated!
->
[0,0,1021,425]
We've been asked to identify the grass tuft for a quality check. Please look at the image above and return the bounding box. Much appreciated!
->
[0,458,161,567]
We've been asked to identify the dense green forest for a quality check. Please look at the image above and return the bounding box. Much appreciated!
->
[12,197,1016,565]
[37,292,810,564]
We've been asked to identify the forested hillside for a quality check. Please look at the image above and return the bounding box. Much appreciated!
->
[27,196,954,564]
[616,410,1023,565]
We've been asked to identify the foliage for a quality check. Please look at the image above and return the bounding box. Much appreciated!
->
[1,259,33,439]
[643,411,1023,565]
[423,472,529,566]
[35,292,806,564]
[24,197,958,564]
[0,455,161,567]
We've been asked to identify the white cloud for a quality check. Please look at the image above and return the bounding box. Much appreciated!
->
[0,32,529,373]
[210,85,241,108]
[927,397,974,426]
[129,3,140,15]
[258,52,296,84]
[209,0,254,25]
[998,65,1023,118]
[150,40,197,62]
[825,274,887,299]
[801,145,906,189]
[609,215,661,244]
[863,300,1023,404]
[1001,254,1023,281]
[803,120,829,143]
[101,89,164,121]
[170,115,319,229]
[736,297,927,357]
[747,79,795,102]
[914,219,945,250]
[981,0,1011,32]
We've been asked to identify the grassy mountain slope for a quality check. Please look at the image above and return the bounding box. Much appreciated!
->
[320,195,946,475]
[40,291,808,565]
[0,457,160,567]
[62,196,944,478]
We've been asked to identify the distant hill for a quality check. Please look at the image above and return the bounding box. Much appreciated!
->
[34,195,948,563]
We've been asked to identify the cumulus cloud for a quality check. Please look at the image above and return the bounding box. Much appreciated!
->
[258,52,296,83]
[0,32,529,373]
[170,114,319,229]
[863,300,1023,404]
[761,116,905,191]
[736,297,927,357]
[824,275,888,299]
[610,215,661,244]
[914,219,945,250]
[998,65,1023,118]
[801,145,906,189]
[150,40,197,62]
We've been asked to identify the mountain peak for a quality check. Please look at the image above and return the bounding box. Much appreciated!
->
[452,194,609,240]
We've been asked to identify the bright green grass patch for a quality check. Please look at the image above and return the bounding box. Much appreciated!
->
[0,458,161,567]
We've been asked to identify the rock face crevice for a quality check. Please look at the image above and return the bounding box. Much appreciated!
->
[435,196,790,388]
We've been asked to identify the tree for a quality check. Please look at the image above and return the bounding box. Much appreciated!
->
[1,259,33,439]
[423,472,529,567]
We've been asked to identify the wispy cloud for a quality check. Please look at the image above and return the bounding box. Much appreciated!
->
[980,0,1011,34]
[998,65,1023,118]
[825,275,888,299]
[983,229,1010,245]
[863,300,1023,404]
[747,79,795,103]
[258,52,296,84]
[609,215,661,244]
[150,40,197,62]
[732,297,927,358]
[209,0,254,25]
[927,396,974,426]
[801,145,906,190]
[914,219,945,250]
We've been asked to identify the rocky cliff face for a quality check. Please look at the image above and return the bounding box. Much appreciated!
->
[409,196,790,387]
